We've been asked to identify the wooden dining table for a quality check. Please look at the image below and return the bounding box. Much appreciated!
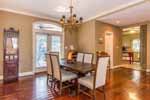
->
[60,59,96,75]
[60,59,111,82]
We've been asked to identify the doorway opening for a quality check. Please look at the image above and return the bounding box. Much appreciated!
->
[121,26,141,70]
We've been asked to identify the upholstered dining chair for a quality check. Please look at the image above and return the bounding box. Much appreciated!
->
[50,53,77,95]
[46,52,59,87]
[83,53,93,64]
[78,57,109,100]
[76,53,84,62]
[46,54,52,83]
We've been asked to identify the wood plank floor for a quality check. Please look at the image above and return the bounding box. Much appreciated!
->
[0,68,150,100]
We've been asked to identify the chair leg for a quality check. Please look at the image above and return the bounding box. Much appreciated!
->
[47,74,49,84]
[59,82,63,95]
[92,90,96,100]
[77,84,80,95]
[98,86,106,100]
[50,78,53,89]
[104,92,106,100]
[103,86,106,100]
[75,78,78,95]
[47,74,54,89]
[54,80,58,90]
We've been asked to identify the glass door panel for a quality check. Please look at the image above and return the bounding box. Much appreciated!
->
[36,34,47,68]
[51,36,61,52]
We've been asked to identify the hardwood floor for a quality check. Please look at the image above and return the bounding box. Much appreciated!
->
[0,68,150,100]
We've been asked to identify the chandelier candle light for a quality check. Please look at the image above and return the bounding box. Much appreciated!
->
[60,0,83,27]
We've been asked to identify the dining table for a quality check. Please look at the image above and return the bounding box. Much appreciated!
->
[60,59,96,75]
[60,59,110,82]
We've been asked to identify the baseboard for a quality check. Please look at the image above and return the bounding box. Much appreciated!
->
[35,67,47,73]
[110,65,122,69]
[19,71,34,77]
[0,71,34,81]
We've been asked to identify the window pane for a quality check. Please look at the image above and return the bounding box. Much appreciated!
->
[36,35,47,67]
[51,36,61,52]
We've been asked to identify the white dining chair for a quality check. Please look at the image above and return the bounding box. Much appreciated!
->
[46,54,52,83]
[78,57,109,100]
[50,54,77,95]
[46,52,59,87]
[83,53,93,64]
[76,53,84,62]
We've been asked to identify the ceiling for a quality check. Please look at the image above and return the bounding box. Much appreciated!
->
[97,1,150,26]
[0,0,150,26]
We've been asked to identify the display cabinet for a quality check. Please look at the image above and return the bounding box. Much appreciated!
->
[3,28,19,83]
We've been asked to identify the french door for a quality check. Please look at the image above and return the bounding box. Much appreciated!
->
[48,35,62,53]
[36,33,62,68]
[36,34,48,68]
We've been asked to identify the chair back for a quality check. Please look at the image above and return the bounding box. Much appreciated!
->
[50,54,61,81]
[95,57,109,88]
[76,53,84,62]
[46,54,52,75]
[46,52,59,75]
[83,53,93,64]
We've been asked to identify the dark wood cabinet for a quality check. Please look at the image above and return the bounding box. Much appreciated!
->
[3,28,19,83]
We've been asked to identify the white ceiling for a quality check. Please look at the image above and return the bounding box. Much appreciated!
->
[0,0,150,26]
[0,0,141,20]
[97,1,150,26]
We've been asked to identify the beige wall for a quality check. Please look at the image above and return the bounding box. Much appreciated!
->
[0,11,78,76]
[95,21,122,66]
[64,28,78,57]
[77,20,95,53]
[77,20,121,65]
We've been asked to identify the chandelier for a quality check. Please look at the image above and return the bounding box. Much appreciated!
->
[60,0,83,27]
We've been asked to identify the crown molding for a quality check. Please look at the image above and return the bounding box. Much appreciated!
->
[0,8,58,22]
[87,0,146,22]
